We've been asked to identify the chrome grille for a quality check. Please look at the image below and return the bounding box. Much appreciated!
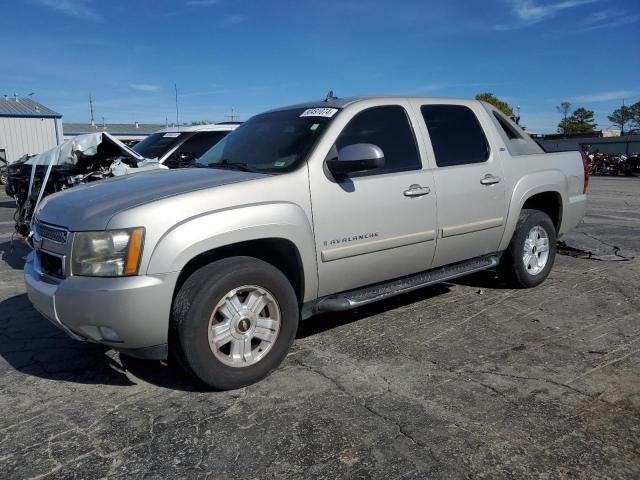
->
[34,220,68,244]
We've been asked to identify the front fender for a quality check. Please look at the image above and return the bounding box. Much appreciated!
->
[498,170,567,251]
[146,202,318,301]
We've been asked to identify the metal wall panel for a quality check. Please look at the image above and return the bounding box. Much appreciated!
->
[0,116,59,162]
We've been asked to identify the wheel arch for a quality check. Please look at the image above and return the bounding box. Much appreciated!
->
[173,237,307,306]
[499,171,566,251]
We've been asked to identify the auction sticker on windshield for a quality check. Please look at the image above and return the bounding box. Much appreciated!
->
[300,108,338,118]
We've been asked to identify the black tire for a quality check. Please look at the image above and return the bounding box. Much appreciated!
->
[171,256,299,390]
[499,209,557,288]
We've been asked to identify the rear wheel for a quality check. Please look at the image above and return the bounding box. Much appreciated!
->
[171,256,299,390]
[500,209,556,288]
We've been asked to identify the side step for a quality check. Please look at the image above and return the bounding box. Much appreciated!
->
[314,254,500,313]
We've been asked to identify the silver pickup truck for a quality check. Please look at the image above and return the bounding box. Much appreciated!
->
[25,96,588,389]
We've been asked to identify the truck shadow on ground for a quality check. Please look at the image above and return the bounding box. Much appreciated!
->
[0,294,204,391]
[0,284,459,392]
[1,267,523,391]
[297,283,452,338]
[0,240,29,270]
[448,269,515,290]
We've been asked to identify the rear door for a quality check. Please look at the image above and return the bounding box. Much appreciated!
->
[308,102,438,296]
[411,102,507,267]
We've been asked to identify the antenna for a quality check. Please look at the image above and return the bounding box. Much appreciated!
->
[324,90,336,102]
[225,108,240,122]
[174,83,180,131]
[89,93,95,126]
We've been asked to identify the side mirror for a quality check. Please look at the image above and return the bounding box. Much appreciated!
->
[326,143,385,175]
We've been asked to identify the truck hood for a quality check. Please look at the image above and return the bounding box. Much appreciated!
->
[35,167,267,231]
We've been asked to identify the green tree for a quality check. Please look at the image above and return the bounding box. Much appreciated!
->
[475,92,513,117]
[629,101,640,131]
[558,107,597,134]
[608,105,633,135]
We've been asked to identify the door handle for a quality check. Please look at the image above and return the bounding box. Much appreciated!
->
[480,174,501,185]
[403,184,431,197]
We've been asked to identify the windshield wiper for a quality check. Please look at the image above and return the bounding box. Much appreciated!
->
[206,160,259,173]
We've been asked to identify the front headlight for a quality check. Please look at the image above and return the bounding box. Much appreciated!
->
[71,228,144,277]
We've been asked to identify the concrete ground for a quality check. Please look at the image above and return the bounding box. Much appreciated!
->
[0,176,638,479]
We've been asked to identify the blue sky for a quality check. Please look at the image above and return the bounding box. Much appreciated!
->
[2,0,638,132]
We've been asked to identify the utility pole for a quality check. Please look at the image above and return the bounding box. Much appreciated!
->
[174,83,180,131]
[89,93,95,126]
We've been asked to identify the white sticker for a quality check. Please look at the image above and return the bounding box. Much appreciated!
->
[163,132,181,138]
[300,108,338,118]
[310,123,320,131]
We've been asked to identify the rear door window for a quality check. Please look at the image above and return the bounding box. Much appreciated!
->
[336,105,421,175]
[420,105,490,167]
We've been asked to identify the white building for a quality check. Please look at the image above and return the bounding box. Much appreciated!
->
[0,96,63,163]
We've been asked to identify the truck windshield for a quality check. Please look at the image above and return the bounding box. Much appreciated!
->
[132,132,189,159]
[196,108,336,173]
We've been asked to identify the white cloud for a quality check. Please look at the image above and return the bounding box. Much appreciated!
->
[571,91,640,102]
[577,10,639,31]
[130,84,161,93]
[511,0,598,21]
[223,14,247,25]
[497,0,598,29]
[36,0,101,21]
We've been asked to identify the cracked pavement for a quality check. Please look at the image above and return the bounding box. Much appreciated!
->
[1,176,639,479]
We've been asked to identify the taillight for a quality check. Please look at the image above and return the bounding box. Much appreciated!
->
[580,151,589,194]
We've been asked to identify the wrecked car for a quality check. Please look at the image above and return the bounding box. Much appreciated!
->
[6,123,238,237]
[5,132,165,237]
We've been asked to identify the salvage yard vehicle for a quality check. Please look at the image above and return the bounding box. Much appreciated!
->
[24,96,588,389]
[0,158,7,185]
[131,122,240,168]
[6,123,237,237]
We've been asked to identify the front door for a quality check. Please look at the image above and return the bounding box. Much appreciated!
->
[309,103,438,296]
[412,102,507,267]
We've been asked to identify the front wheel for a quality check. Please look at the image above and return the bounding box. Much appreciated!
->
[171,257,299,390]
[500,209,557,288]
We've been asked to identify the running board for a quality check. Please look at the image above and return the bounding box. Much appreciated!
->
[313,254,500,313]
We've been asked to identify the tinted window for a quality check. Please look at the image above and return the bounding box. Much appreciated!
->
[177,131,229,158]
[421,105,489,167]
[197,108,333,173]
[336,106,420,175]
[132,132,189,159]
